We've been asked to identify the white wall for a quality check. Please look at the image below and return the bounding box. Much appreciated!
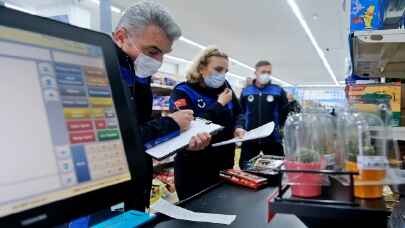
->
[36,3,91,30]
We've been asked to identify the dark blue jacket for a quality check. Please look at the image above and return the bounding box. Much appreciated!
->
[169,81,244,169]
[115,44,180,147]
[240,81,288,143]
[115,44,179,208]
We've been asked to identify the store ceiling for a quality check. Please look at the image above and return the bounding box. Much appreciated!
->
[7,0,350,86]
[113,0,350,86]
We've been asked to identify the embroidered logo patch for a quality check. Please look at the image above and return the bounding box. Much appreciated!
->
[248,95,254,102]
[197,98,206,108]
[267,95,274,102]
[175,99,187,108]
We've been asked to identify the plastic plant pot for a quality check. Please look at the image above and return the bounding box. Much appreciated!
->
[345,161,386,199]
[285,161,322,198]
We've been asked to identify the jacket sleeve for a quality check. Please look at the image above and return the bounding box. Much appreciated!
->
[139,117,180,147]
[232,90,245,130]
[279,88,289,127]
[235,90,246,130]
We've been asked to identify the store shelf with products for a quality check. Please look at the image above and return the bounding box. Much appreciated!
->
[369,126,405,141]
[151,72,178,94]
[350,29,405,129]
[151,83,174,92]
[152,106,169,111]
[351,29,405,79]
[151,155,178,204]
[153,155,175,172]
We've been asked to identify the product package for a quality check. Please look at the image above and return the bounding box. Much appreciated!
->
[220,169,268,190]
[351,0,385,32]
[348,83,402,126]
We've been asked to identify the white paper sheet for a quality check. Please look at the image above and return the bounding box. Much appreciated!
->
[146,118,223,160]
[150,198,236,225]
[212,121,275,147]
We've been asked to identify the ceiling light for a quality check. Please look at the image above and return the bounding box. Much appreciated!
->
[5,3,37,15]
[165,55,191,64]
[287,0,339,85]
[111,6,122,13]
[179,36,207,49]
[227,72,246,80]
[179,36,293,86]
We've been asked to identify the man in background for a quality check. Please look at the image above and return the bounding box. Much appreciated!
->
[239,60,288,169]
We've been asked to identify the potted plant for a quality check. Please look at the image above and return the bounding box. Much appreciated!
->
[285,148,323,198]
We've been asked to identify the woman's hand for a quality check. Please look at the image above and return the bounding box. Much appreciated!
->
[217,88,232,106]
[186,132,211,151]
[234,128,246,139]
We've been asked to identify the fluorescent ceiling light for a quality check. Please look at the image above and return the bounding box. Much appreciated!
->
[179,36,292,86]
[5,3,37,15]
[179,36,207,49]
[88,0,122,14]
[111,6,122,13]
[227,72,245,80]
[287,0,339,86]
[165,55,191,64]
[229,57,254,71]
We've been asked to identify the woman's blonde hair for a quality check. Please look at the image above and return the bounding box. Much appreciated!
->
[186,46,228,83]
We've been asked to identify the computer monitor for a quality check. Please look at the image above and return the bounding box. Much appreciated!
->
[0,7,146,227]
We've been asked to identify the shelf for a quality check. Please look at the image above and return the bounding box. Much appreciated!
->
[152,106,169,111]
[369,126,405,141]
[351,29,405,78]
[153,156,175,172]
[151,83,174,91]
[392,127,405,141]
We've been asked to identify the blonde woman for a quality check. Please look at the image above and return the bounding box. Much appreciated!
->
[169,47,246,200]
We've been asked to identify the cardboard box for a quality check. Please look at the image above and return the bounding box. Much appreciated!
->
[348,83,402,126]
[350,0,384,32]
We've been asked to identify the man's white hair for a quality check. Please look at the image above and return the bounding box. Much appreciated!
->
[115,0,181,42]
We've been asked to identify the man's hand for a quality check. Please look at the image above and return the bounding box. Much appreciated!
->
[234,128,246,139]
[217,88,232,106]
[168,109,194,132]
[186,132,211,151]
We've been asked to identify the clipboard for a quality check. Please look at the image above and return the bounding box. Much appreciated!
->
[145,118,223,160]
[212,122,275,147]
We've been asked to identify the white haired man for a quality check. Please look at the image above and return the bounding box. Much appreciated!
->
[113,1,211,208]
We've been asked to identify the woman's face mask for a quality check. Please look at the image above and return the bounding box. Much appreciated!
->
[201,56,229,88]
[204,71,226,88]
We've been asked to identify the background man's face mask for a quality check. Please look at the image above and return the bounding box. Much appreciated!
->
[258,73,271,85]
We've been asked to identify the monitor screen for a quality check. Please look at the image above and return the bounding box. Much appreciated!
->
[0,24,131,219]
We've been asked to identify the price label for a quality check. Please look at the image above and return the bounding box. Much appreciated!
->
[357,156,388,170]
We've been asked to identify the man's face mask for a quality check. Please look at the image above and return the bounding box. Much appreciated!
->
[133,52,162,78]
[258,73,271,85]
[123,32,163,78]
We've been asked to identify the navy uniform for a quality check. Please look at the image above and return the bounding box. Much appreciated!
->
[169,81,244,200]
[115,44,180,207]
[239,81,288,169]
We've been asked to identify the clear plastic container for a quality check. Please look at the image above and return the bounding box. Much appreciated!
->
[283,110,334,198]
[336,108,389,198]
